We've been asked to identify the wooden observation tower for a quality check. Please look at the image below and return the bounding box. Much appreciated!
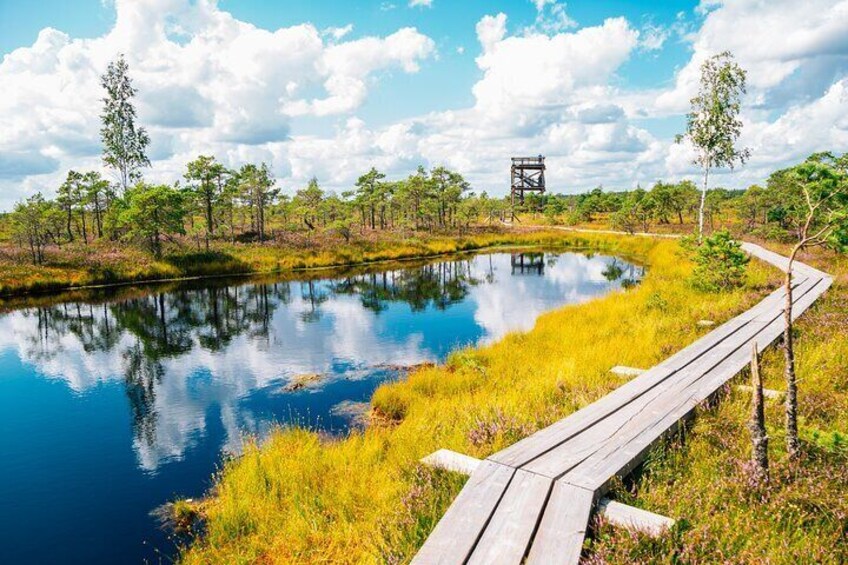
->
[510,155,546,208]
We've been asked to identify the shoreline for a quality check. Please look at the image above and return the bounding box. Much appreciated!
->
[0,228,654,302]
[179,235,784,563]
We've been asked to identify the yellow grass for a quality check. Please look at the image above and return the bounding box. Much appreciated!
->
[180,233,780,564]
[1,228,642,296]
[587,245,848,564]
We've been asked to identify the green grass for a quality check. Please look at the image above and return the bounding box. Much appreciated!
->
[178,234,786,564]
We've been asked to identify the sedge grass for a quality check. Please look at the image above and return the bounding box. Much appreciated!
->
[180,234,784,564]
[586,244,848,564]
[2,228,647,297]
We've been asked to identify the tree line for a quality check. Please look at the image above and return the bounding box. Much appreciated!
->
[8,157,513,261]
[4,54,506,261]
[5,52,846,269]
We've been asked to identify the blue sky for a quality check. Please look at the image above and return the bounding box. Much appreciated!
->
[0,1,695,124]
[0,0,846,208]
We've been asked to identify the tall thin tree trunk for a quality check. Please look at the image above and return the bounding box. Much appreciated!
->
[81,209,88,244]
[66,207,74,242]
[748,342,769,483]
[259,202,265,242]
[783,248,801,460]
[28,235,37,264]
[95,197,103,238]
[698,165,709,241]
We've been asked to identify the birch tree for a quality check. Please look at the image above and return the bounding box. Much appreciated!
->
[100,55,150,191]
[677,51,750,241]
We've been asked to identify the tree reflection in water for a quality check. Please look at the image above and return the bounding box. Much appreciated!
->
[330,260,478,313]
[511,252,545,275]
[10,259,491,456]
[2,251,641,470]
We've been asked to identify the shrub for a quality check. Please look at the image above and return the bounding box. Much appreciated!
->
[691,229,749,291]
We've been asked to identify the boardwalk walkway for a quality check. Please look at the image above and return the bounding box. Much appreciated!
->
[412,242,833,565]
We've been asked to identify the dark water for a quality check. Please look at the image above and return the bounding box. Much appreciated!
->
[0,250,641,564]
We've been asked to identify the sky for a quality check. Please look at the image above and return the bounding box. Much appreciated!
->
[0,0,846,210]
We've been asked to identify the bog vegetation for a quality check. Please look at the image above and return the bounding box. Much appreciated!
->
[1,51,847,565]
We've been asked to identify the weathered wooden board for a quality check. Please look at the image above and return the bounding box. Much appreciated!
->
[735,385,784,400]
[467,470,552,564]
[489,363,674,467]
[411,460,514,565]
[568,276,830,492]
[536,275,824,481]
[598,499,675,536]
[491,275,809,469]
[523,317,777,477]
[525,481,596,565]
[610,366,646,377]
[741,242,830,280]
[422,449,482,475]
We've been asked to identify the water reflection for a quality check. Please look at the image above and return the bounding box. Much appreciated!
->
[0,250,644,565]
[509,252,543,275]
[0,252,642,474]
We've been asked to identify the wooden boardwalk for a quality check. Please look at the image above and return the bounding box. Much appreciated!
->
[412,242,833,565]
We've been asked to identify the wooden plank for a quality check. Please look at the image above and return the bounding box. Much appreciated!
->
[421,450,676,540]
[523,317,775,477]
[735,385,784,400]
[491,280,803,469]
[741,242,829,279]
[525,482,595,565]
[567,347,758,492]
[492,309,757,468]
[421,449,481,475]
[489,364,673,467]
[419,448,674,541]
[567,277,831,492]
[491,275,806,469]
[505,270,822,480]
[411,461,515,565]
[610,366,645,377]
[467,470,552,564]
[598,499,674,537]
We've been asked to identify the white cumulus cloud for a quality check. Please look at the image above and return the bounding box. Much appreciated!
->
[0,0,847,209]
[0,0,435,207]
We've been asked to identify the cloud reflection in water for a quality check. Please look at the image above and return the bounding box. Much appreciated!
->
[0,251,642,471]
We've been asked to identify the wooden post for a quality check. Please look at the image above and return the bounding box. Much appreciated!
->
[748,341,769,484]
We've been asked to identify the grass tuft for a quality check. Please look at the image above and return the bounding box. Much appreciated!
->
[179,233,794,564]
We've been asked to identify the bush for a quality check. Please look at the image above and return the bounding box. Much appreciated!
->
[691,229,749,291]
